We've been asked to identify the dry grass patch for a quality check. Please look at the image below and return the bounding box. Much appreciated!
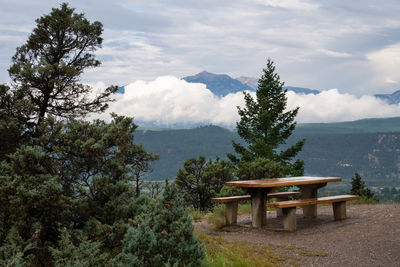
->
[198,233,288,267]
[206,205,226,229]
[270,244,327,258]
[191,208,208,222]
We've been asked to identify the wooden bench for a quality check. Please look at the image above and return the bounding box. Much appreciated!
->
[267,194,360,231]
[267,192,301,217]
[211,191,301,225]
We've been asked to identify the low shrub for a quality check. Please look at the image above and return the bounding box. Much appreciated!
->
[206,205,226,230]
[116,185,205,266]
[191,208,207,222]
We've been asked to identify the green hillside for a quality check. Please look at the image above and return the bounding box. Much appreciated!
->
[135,125,240,179]
[135,118,400,199]
[295,117,400,135]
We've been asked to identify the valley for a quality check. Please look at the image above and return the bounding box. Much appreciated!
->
[135,118,400,201]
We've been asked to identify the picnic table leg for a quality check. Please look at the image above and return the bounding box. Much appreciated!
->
[225,202,238,225]
[299,183,326,218]
[275,197,286,217]
[249,188,269,228]
[332,201,346,220]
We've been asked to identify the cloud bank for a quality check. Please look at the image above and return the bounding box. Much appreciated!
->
[94,76,400,127]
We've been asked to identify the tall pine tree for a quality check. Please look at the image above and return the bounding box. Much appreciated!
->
[7,3,117,136]
[0,4,160,265]
[228,59,305,177]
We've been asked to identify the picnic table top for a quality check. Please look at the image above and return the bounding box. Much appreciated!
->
[225,176,341,188]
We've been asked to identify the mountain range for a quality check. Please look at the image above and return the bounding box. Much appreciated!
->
[182,71,322,96]
[116,71,400,104]
[183,71,400,103]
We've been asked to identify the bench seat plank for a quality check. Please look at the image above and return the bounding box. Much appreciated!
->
[268,194,360,208]
[212,191,301,203]
[211,195,251,203]
[212,191,300,203]
[268,198,317,208]
[317,195,359,203]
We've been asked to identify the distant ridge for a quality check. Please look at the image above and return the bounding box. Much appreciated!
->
[184,71,321,96]
[295,116,400,135]
[375,90,400,104]
[182,71,254,96]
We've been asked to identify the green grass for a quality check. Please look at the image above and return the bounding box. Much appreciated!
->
[191,208,208,222]
[238,203,251,214]
[349,196,379,204]
[198,233,285,267]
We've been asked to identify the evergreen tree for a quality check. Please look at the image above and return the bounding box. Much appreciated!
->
[350,173,377,200]
[36,114,158,230]
[228,59,305,177]
[0,145,70,264]
[0,84,35,160]
[0,115,159,264]
[50,229,109,267]
[175,156,234,211]
[116,185,205,266]
[235,157,286,180]
[0,4,160,264]
[7,3,117,136]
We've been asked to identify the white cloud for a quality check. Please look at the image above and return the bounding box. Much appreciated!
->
[287,89,400,122]
[385,77,398,84]
[93,77,400,127]
[99,76,244,127]
[367,44,400,86]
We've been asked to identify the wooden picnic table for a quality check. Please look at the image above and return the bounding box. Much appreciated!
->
[225,176,342,228]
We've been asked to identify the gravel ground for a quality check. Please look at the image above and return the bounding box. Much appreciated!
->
[195,204,400,266]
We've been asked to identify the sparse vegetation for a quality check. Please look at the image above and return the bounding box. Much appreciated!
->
[199,233,284,267]
[191,208,208,222]
[206,205,227,230]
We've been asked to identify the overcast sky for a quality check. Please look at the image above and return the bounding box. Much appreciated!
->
[1,0,400,125]
[1,0,400,95]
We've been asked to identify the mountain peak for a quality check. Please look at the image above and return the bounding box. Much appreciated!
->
[182,71,254,96]
[197,70,211,75]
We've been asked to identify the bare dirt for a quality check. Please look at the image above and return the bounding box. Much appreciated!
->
[195,204,400,266]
